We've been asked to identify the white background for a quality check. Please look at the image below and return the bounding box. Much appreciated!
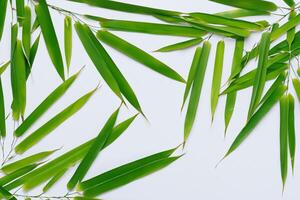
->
[1,0,300,199]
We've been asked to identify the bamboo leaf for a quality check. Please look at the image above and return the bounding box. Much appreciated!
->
[35,0,65,80]
[287,11,297,48]
[0,185,16,200]
[279,95,289,189]
[29,34,40,67]
[15,70,81,137]
[22,6,31,59]
[31,17,40,33]
[211,41,225,122]
[15,88,97,154]
[209,0,278,12]
[271,14,300,41]
[292,78,300,101]
[98,18,206,37]
[42,168,68,193]
[189,12,264,30]
[216,9,269,18]
[67,107,120,190]
[11,40,27,121]
[224,84,287,158]
[287,94,296,173]
[74,23,122,100]
[10,115,137,191]
[181,47,202,110]
[97,30,185,83]
[0,164,38,186]
[248,32,271,119]
[224,38,244,133]
[0,0,8,41]
[0,61,10,75]
[16,0,25,24]
[0,78,5,137]
[1,149,58,174]
[184,42,211,142]
[283,0,295,7]
[155,38,203,53]
[64,16,72,71]
[78,147,180,197]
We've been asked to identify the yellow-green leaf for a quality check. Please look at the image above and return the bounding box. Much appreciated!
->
[64,16,72,71]
[155,38,203,53]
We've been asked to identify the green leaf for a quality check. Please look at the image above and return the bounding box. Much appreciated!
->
[78,147,180,197]
[31,16,40,33]
[67,107,120,190]
[0,61,10,75]
[0,164,38,186]
[11,40,27,121]
[16,0,25,24]
[0,0,7,41]
[74,23,122,100]
[97,18,206,37]
[64,16,72,71]
[181,47,202,110]
[67,0,181,17]
[184,42,211,142]
[1,149,57,174]
[155,38,203,53]
[189,12,264,30]
[224,38,244,133]
[15,88,97,154]
[15,70,81,137]
[292,78,300,101]
[271,14,300,41]
[209,0,278,12]
[283,0,295,7]
[22,6,31,59]
[215,9,269,18]
[0,185,16,200]
[224,84,287,158]
[29,34,40,67]
[42,167,68,193]
[248,32,271,119]
[0,78,5,137]
[9,115,137,191]
[211,41,225,122]
[97,30,185,83]
[279,95,289,189]
[35,0,65,80]
[287,94,296,173]
[287,11,297,48]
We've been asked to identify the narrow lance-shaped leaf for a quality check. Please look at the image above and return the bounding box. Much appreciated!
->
[283,0,295,7]
[223,84,287,158]
[67,107,120,190]
[43,167,68,193]
[97,18,206,37]
[0,185,16,200]
[15,87,97,154]
[0,0,8,41]
[16,0,25,24]
[35,0,65,80]
[64,16,72,72]
[181,47,202,110]
[224,38,244,134]
[0,78,6,137]
[1,149,58,174]
[287,11,297,49]
[78,147,180,197]
[271,14,300,41]
[15,70,81,137]
[184,42,211,142]
[74,23,122,100]
[22,6,31,59]
[31,16,40,33]
[215,9,269,18]
[209,0,278,12]
[287,94,296,173]
[11,40,27,121]
[279,95,289,190]
[188,12,263,30]
[292,78,300,101]
[0,61,10,75]
[211,40,225,122]
[29,34,40,68]
[97,30,185,83]
[155,38,203,53]
[16,115,137,191]
[248,32,271,119]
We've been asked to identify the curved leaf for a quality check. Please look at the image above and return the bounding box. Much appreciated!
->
[209,0,278,12]
[155,38,203,53]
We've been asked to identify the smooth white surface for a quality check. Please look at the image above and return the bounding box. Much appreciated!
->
[1,0,300,199]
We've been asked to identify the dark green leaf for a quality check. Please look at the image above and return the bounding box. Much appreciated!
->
[287,94,296,173]
[0,0,8,41]
[0,78,5,137]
